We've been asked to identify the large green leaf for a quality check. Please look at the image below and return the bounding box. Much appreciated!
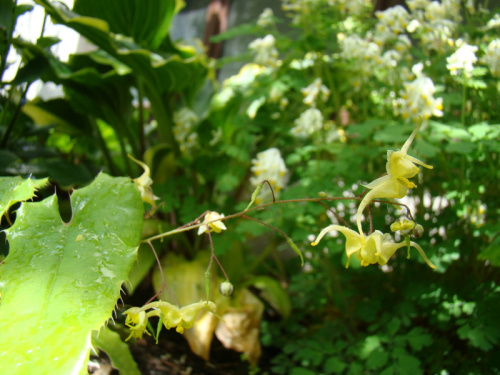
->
[34,0,207,97]
[73,0,183,50]
[0,176,48,218]
[34,0,208,143]
[0,173,143,374]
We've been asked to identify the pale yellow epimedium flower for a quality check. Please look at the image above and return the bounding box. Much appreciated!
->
[390,216,416,235]
[390,216,424,237]
[356,126,433,234]
[311,225,436,269]
[124,307,150,341]
[128,155,160,206]
[124,301,217,337]
[197,211,227,235]
[154,301,217,334]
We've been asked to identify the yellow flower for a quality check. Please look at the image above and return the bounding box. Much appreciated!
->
[390,216,416,235]
[123,307,150,341]
[197,211,227,235]
[124,301,217,336]
[356,126,432,234]
[154,301,217,334]
[311,224,436,269]
[128,155,160,206]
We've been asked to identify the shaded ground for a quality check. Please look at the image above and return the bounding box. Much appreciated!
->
[129,329,252,375]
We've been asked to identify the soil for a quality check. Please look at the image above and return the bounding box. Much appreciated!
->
[128,329,252,375]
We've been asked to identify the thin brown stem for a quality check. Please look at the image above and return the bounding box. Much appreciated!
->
[144,241,178,306]
[205,230,229,280]
[316,201,351,228]
[144,197,415,244]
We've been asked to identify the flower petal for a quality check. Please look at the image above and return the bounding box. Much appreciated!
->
[357,179,408,234]
[409,241,437,269]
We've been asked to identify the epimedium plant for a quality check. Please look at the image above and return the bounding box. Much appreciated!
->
[192,0,500,373]
[1,0,500,374]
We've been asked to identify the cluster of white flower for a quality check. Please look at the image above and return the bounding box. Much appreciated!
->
[375,5,411,37]
[338,34,382,87]
[399,74,443,122]
[405,0,461,54]
[484,39,500,77]
[484,13,500,30]
[379,49,412,85]
[301,78,330,107]
[446,42,478,77]
[173,108,199,154]
[291,108,324,138]
[257,8,274,28]
[250,148,288,195]
[344,0,371,16]
[249,35,279,67]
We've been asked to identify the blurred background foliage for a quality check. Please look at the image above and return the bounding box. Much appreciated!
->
[1,0,500,373]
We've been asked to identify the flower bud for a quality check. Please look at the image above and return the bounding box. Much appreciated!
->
[413,224,424,239]
[219,280,234,297]
[390,216,415,236]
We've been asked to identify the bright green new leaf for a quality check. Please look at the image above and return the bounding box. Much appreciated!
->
[0,173,143,374]
[0,176,48,219]
[245,275,291,319]
[91,327,140,375]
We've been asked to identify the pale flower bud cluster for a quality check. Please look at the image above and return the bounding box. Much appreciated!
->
[249,35,279,68]
[173,108,199,154]
[250,148,288,193]
[483,39,500,77]
[291,108,324,138]
[446,43,478,77]
[301,78,330,107]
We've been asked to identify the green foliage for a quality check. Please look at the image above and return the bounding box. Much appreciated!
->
[2,0,500,373]
[91,327,141,375]
[0,173,143,374]
[0,176,48,217]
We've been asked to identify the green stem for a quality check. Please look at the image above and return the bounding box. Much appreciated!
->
[145,86,177,152]
[1,11,48,147]
[137,78,146,156]
[0,83,30,148]
[89,117,118,175]
[0,0,19,87]
[461,83,467,127]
